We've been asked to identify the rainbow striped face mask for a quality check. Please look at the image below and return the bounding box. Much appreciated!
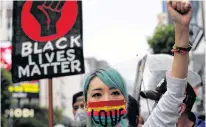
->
[87,99,127,127]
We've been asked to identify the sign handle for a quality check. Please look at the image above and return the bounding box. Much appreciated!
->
[48,79,53,127]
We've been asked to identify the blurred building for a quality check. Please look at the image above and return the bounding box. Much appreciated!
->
[39,58,110,119]
[189,1,205,116]
[157,12,168,26]
[0,1,13,41]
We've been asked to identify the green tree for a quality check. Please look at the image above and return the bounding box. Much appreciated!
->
[13,118,47,127]
[53,107,64,124]
[1,69,12,127]
[147,24,175,55]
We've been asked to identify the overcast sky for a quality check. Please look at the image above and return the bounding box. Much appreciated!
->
[82,0,162,65]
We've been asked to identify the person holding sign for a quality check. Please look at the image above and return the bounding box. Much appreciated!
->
[82,0,193,127]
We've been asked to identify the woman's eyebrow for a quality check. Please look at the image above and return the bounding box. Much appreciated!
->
[92,88,103,91]
[109,87,117,90]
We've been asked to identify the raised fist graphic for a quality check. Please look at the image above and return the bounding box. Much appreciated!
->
[30,1,65,36]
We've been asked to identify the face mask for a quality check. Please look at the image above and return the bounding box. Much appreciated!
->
[74,108,87,126]
[87,99,127,127]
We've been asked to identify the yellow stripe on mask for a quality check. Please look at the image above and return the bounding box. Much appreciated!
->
[87,105,125,112]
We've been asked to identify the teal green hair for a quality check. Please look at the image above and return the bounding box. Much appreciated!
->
[83,68,128,127]
[83,68,128,101]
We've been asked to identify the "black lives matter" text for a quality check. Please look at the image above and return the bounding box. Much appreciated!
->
[18,35,82,78]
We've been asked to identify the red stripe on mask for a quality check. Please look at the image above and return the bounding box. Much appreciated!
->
[88,99,125,107]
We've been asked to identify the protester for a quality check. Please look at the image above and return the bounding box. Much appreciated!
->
[126,94,146,127]
[82,0,192,126]
[140,78,205,127]
[72,91,87,127]
[60,91,87,127]
[72,91,84,116]
[127,94,140,127]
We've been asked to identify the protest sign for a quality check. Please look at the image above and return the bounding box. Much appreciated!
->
[12,1,84,83]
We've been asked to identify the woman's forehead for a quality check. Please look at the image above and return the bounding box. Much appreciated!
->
[88,77,118,90]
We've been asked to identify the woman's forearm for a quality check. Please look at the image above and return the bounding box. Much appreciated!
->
[171,24,189,79]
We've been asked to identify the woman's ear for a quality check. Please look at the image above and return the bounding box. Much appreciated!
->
[179,103,186,115]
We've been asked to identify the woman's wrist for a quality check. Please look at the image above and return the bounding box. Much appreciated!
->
[175,23,190,47]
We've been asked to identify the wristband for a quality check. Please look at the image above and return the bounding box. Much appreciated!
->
[171,44,192,55]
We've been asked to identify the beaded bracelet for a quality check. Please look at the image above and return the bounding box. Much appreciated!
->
[171,44,192,55]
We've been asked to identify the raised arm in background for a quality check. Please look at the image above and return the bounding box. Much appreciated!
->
[143,1,192,127]
[169,0,192,79]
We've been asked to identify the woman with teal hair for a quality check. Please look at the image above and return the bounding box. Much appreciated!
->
[82,1,193,127]
[83,68,129,127]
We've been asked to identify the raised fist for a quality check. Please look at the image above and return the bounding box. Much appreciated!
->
[31,1,65,36]
[167,0,192,26]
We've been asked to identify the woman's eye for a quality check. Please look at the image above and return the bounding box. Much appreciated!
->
[92,93,101,97]
[112,91,120,96]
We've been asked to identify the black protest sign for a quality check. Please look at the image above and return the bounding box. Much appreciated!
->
[12,1,84,83]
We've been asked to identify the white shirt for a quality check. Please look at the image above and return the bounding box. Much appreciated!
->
[143,71,187,127]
